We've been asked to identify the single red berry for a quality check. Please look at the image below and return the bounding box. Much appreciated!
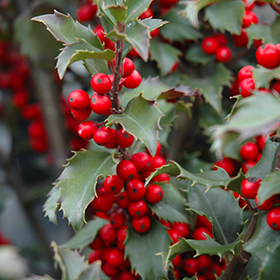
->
[100,224,118,243]
[90,93,111,115]
[88,250,102,264]
[91,73,112,94]
[150,28,159,38]
[117,160,138,181]
[239,77,255,98]
[238,65,254,82]
[78,121,98,140]
[139,8,154,20]
[256,43,280,69]
[91,192,114,212]
[103,175,124,195]
[213,33,228,46]
[172,222,190,238]
[93,126,113,146]
[117,225,128,244]
[28,119,47,139]
[110,212,126,229]
[71,107,91,121]
[89,234,104,250]
[12,90,28,108]
[120,270,137,280]
[204,263,222,280]
[233,29,248,47]
[242,161,256,173]
[116,191,130,208]
[266,206,280,230]
[123,70,142,89]
[255,196,274,211]
[22,103,42,120]
[148,155,166,172]
[167,228,180,244]
[107,248,125,267]
[145,184,164,204]
[105,39,115,51]
[93,24,107,44]
[68,89,89,110]
[196,215,213,232]
[115,129,134,148]
[197,254,212,273]
[122,57,135,78]
[76,2,97,22]
[132,215,151,233]
[201,36,219,55]
[241,177,262,199]
[214,157,236,176]
[193,227,213,240]
[215,46,231,62]
[240,141,260,161]
[151,173,170,183]
[128,200,148,218]
[126,179,146,201]
[101,262,119,277]
[131,152,151,173]
[183,258,198,276]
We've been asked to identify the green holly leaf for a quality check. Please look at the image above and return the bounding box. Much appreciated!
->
[185,44,214,65]
[246,24,274,47]
[124,0,154,23]
[107,94,164,157]
[258,244,280,280]
[185,184,243,245]
[57,150,117,232]
[150,40,182,76]
[56,39,114,78]
[60,217,109,251]
[43,186,61,225]
[240,256,262,280]
[160,8,203,42]
[270,16,280,45]
[212,93,280,156]
[51,241,101,280]
[244,212,280,262]
[182,64,233,113]
[125,219,170,280]
[141,18,168,32]
[204,1,244,35]
[252,66,280,88]
[166,235,242,265]
[105,3,127,23]
[147,183,188,224]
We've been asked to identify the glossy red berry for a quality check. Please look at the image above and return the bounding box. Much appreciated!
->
[126,179,146,201]
[183,258,198,276]
[238,65,254,82]
[242,10,258,28]
[78,121,98,140]
[76,2,97,22]
[101,262,119,277]
[68,89,89,110]
[117,225,128,244]
[197,254,212,273]
[120,270,137,280]
[123,70,142,89]
[91,73,112,94]
[255,196,274,211]
[266,206,280,230]
[110,212,126,229]
[122,57,135,78]
[167,228,179,244]
[93,126,113,146]
[151,173,170,183]
[115,129,134,148]
[71,107,92,121]
[148,155,166,172]
[103,175,124,194]
[93,24,107,43]
[214,157,236,176]
[89,235,104,250]
[107,248,125,267]
[213,33,228,46]
[239,77,255,98]
[105,128,117,149]
[172,222,190,238]
[201,37,219,55]
[131,152,151,173]
[242,161,256,173]
[91,192,114,213]
[193,227,213,240]
[132,215,151,233]
[90,93,111,115]
[139,8,154,19]
[233,29,248,47]
[204,263,222,280]
[117,160,138,181]
[196,215,213,232]
[145,184,164,204]
[116,191,130,208]
[128,200,148,218]
[88,250,102,264]
[256,43,280,69]
[215,46,231,62]
[240,141,260,161]
[241,177,262,199]
[100,224,118,243]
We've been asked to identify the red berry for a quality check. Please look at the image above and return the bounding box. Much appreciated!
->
[22,103,42,120]
[131,152,151,173]
[239,77,255,98]
[117,225,128,244]
[150,28,159,38]
[193,227,213,240]
[100,224,118,243]
[145,184,164,204]
[91,192,114,212]
[126,179,146,201]
[183,258,198,276]
[272,194,280,204]
[233,29,248,47]
[122,57,135,78]
[101,262,119,277]
[93,24,107,44]
[267,207,280,230]
[12,90,28,108]
[242,161,256,174]
[215,46,231,62]
[89,235,104,250]
[88,250,102,264]
[151,173,170,183]
[90,94,111,115]
[213,33,228,46]
[132,215,151,233]
[76,2,97,22]
[28,119,47,139]
[148,155,166,172]
[68,89,89,110]
[120,270,137,280]
[172,222,189,238]
[167,228,179,244]
[238,65,254,82]
[116,191,130,208]
[115,129,134,148]
[71,107,92,121]
[105,128,117,149]
[197,254,212,273]
[242,10,258,28]
[110,212,126,229]
[240,141,260,161]
[117,160,138,181]
[93,126,113,146]
[214,157,236,176]
[255,196,274,211]
[128,200,148,218]
[196,215,213,232]
[139,8,154,20]
[91,73,112,94]
[103,175,124,195]
[241,177,262,199]
[78,121,98,140]
[107,248,125,267]
[204,263,222,280]
[123,70,142,89]
[256,43,280,69]
[201,37,219,55]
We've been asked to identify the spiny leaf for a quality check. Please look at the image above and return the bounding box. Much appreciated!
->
[107,94,164,157]
[43,186,60,225]
[60,217,109,251]
[58,150,117,232]
[204,1,244,35]
[246,24,274,47]
[125,219,170,280]
[124,0,154,23]
[252,66,280,89]
[105,3,127,23]
[141,18,168,32]
[147,183,188,224]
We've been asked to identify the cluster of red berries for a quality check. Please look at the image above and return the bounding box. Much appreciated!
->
[241,176,280,231]
[166,215,227,280]
[201,33,231,63]
[76,0,98,22]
